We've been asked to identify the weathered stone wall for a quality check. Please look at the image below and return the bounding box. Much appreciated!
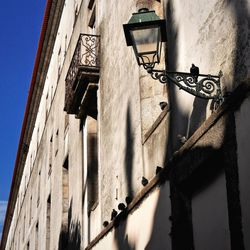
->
[92,182,172,250]
[97,0,143,226]
[166,0,250,154]
[5,0,85,249]
[4,0,250,250]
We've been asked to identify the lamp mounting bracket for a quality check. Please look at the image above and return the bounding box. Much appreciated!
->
[144,64,223,106]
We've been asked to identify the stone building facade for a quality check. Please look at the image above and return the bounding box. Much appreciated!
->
[1,0,250,249]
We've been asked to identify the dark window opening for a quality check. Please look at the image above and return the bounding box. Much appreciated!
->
[58,47,62,77]
[35,222,39,250]
[48,135,53,176]
[29,196,32,225]
[87,117,99,213]
[88,0,95,10]
[88,6,96,29]
[55,129,59,156]
[46,195,51,250]
[37,171,41,207]
[46,93,49,120]
[62,156,69,232]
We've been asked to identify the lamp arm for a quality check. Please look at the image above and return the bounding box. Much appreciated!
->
[145,67,223,102]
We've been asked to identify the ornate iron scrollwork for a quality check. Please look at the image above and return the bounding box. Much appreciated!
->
[79,34,100,67]
[64,34,100,114]
[144,64,223,105]
[65,34,100,87]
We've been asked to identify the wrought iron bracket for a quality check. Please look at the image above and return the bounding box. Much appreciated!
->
[144,64,223,107]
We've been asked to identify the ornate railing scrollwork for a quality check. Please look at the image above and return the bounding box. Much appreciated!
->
[79,34,100,67]
[64,34,100,114]
[65,34,100,87]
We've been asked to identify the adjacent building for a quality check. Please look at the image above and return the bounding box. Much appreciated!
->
[1,0,250,249]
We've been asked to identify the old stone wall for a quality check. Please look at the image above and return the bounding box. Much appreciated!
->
[166,0,250,155]
[4,0,85,249]
[3,0,250,250]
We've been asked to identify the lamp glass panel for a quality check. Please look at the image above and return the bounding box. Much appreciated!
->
[131,27,159,54]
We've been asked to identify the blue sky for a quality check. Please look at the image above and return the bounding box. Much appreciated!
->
[0,201,7,240]
[0,0,45,238]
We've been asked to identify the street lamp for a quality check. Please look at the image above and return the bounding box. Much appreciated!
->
[123,8,223,105]
[123,8,167,66]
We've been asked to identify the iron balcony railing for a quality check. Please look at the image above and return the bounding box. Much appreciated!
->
[65,33,100,114]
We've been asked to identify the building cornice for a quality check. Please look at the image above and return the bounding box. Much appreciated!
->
[0,0,65,248]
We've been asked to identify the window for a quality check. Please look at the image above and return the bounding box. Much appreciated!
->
[37,171,41,207]
[64,35,68,57]
[65,114,69,132]
[46,196,51,250]
[64,117,69,157]
[23,215,26,241]
[62,157,69,231]
[88,0,96,30]
[29,195,32,225]
[82,115,99,244]
[18,231,20,250]
[88,6,96,29]
[37,127,39,150]
[74,0,79,25]
[30,154,33,172]
[86,116,99,212]
[45,92,49,120]
[48,135,53,176]
[55,129,59,156]
[16,197,19,215]
[58,47,62,77]
[51,85,54,102]
[35,222,39,250]
[25,175,27,190]
[88,0,95,9]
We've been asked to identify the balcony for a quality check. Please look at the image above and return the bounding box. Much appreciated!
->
[64,34,100,116]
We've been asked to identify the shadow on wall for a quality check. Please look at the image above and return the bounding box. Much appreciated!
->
[144,2,182,243]
[58,199,81,250]
[113,1,180,248]
[226,0,250,85]
[165,0,210,153]
[145,111,244,250]
[188,98,208,138]
[114,104,135,250]
[189,0,250,139]
[144,180,172,250]
[166,0,250,156]
[125,104,134,198]
[165,0,190,158]
[144,1,247,247]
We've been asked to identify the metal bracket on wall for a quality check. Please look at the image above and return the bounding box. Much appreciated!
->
[144,64,224,109]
